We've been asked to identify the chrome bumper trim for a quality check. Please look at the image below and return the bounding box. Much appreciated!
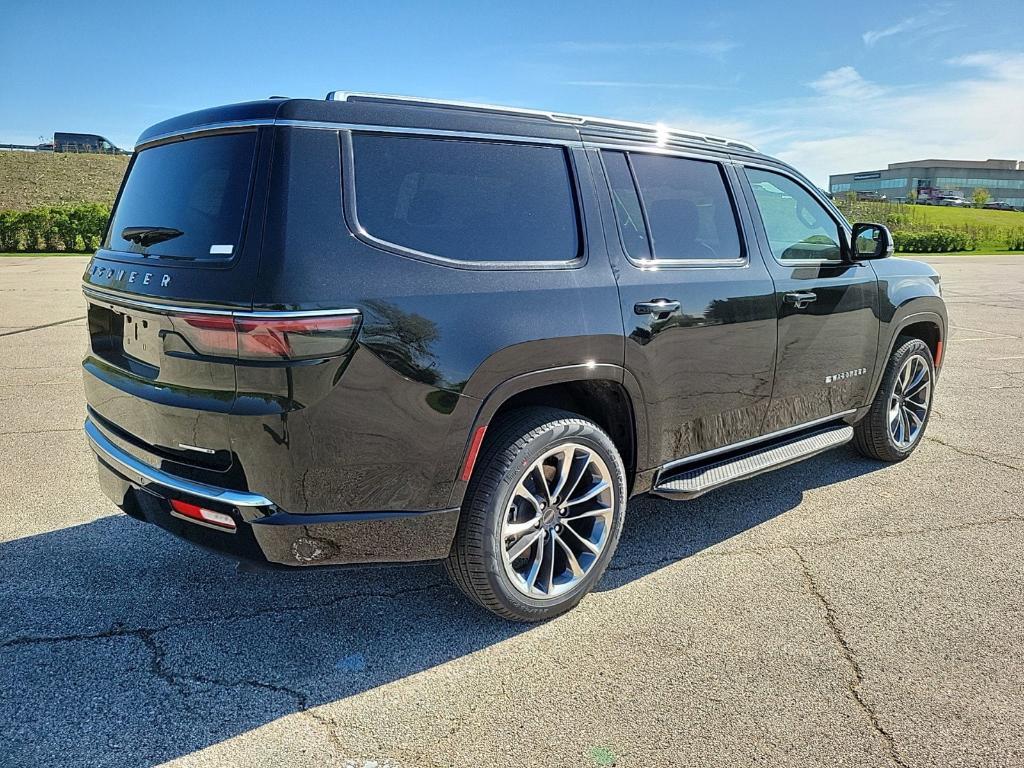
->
[85,417,272,508]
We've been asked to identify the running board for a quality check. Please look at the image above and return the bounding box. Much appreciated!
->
[651,424,854,500]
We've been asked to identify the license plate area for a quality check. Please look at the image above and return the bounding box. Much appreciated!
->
[123,313,162,368]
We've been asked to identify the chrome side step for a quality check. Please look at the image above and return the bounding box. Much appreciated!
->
[651,424,854,500]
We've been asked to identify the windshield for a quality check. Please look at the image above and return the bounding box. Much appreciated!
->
[105,132,257,260]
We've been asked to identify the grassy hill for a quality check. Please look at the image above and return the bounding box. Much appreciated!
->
[836,197,1024,253]
[0,151,128,211]
[911,204,1024,228]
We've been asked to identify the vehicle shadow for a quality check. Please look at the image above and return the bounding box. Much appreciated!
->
[0,446,886,766]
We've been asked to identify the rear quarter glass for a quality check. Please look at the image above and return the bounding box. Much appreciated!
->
[105,132,258,261]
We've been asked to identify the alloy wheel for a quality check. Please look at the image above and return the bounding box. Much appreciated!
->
[499,443,615,599]
[888,354,932,449]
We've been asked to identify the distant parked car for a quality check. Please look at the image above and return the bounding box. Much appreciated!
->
[856,191,886,201]
[53,132,127,154]
[934,195,971,207]
[983,201,1017,211]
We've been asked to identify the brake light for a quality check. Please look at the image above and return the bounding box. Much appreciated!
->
[169,499,237,531]
[175,311,360,361]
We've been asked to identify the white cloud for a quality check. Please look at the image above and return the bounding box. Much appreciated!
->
[651,51,1024,186]
[808,67,885,98]
[862,6,956,47]
[862,17,919,46]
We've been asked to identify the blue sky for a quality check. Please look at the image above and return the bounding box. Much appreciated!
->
[2,0,1022,184]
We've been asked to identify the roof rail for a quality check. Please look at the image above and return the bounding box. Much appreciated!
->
[324,91,758,152]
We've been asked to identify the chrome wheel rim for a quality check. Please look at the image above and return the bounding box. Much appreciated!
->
[889,354,932,449]
[500,443,615,599]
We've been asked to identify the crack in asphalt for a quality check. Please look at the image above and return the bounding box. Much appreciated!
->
[3,515,1022,759]
[925,435,1024,471]
[607,512,1024,575]
[790,546,910,768]
[0,427,80,436]
[0,582,448,750]
[5,515,1023,652]
[0,316,85,338]
[0,581,448,651]
[135,631,347,753]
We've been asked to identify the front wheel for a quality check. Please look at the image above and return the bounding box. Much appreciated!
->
[445,408,627,622]
[853,337,935,462]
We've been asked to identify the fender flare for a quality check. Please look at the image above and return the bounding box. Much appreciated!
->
[446,363,649,507]
[867,305,947,403]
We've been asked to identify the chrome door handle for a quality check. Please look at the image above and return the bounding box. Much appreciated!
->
[783,291,817,309]
[634,299,681,316]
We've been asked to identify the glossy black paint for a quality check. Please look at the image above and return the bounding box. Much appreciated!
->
[81,97,947,568]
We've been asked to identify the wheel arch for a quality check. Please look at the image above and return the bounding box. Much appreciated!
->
[867,303,946,407]
[447,364,648,508]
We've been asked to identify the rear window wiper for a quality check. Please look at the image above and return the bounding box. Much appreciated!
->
[121,226,184,247]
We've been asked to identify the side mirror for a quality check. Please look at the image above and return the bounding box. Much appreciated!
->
[851,222,895,260]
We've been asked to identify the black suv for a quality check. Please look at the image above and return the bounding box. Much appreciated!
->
[83,93,946,621]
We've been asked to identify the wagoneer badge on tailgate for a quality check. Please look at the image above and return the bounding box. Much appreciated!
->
[88,262,172,288]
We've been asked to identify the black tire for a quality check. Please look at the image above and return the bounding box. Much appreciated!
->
[853,337,935,462]
[445,407,627,622]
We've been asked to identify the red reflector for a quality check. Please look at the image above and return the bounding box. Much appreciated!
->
[460,425,488,482]
[934,340,943,367]
[169,499,236,530]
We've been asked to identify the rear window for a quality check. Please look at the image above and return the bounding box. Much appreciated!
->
[105,132,257,260]
[350,134,580,264]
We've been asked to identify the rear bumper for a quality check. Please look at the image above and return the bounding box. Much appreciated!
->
[86,417,460,567]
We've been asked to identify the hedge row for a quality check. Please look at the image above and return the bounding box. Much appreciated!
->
[891,229,977,253]
[1005,228,1024,251]
[0,204,111,252]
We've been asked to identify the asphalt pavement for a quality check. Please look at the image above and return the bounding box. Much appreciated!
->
[1,255,1021,767]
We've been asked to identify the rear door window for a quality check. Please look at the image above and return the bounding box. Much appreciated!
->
[349,134,580,264]
[601,151,651,261]
[629,153,743,262]
[105,132,257,260]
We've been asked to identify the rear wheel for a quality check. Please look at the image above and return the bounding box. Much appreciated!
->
[445,408,627,622]
[853,337,935,462]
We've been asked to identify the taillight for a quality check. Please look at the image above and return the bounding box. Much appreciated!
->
[173,311,360,362]
[169,499,237,531]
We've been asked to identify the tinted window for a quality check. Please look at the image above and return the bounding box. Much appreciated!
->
[351,134,579,263]
[629,154,741,261]
[105,132,256,260]
[746,168,843,261]
[601,151,651,260]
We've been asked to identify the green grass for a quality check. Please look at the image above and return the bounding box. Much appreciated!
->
[837,197,1024,253]
[911,205,1024,228]
[900,250,1024,257]
[0,151,128,211]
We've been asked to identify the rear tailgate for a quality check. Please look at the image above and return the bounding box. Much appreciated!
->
[82,127,271,474]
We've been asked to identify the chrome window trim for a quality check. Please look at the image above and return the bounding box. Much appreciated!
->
[595,147,750,269]
[135,120,275,150]
[82,285,360,318]
[657,409,858,476]
[139,118,586,149]
[340,130,588,271]
[135,119,759,156]
[278,119,585,148]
